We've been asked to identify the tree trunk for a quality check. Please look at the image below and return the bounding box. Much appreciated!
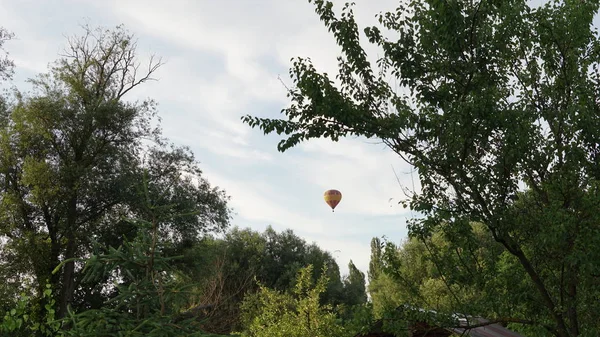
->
[58,237,76,318]
[48,211,62,289]
[58,195,78,318]
[510,244,571,337]
[566,270,579,336]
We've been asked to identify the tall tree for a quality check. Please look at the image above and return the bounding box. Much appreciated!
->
[367,237,383,284]
[0,24,231,322]
[242,1,600,336]
[0,26,16,312]
[342,260,367,307]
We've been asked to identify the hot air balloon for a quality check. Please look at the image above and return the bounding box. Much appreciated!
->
[324,189,342,212]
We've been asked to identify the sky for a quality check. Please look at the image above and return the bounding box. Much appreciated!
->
[0,0,421,276]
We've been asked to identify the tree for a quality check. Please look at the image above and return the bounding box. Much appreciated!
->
[0,26,19,315]
[180,226,347,334]
[59,173,227,337]
[239,265,346,337]
[1,174,229,337]
[0,27,14,81]
[368,237,383,284]
[260,226,345,306]
[242,1,600,336]
[0,24,231,324]
[183,228,267,334]
[367,237,405,318]
[369,224,513,320]
[341,260,367,307]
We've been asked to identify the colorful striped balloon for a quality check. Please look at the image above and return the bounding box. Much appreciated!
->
[323,189,342,212]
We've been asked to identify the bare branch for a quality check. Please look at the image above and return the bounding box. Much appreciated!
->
[53,24,164,104]
[0,27,15,80]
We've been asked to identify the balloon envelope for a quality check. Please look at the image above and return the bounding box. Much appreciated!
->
[323,189,342,211]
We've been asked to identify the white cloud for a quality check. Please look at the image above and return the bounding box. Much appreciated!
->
[200,165,395,275]
[201,165,333,236]
[107,0,291,90]
[304,235,372,277]
[291,137,420,215]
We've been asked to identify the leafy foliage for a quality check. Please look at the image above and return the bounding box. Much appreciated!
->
[341,260,367,307]
[367,237,384,284]
[242,0,600,336]
[179,226,355,334]
[0,24,231,324]
[1,172,229,337]
[238,265,346,337]
[59,181,219,337]
[369,223,516,321]
[0,282,60,336]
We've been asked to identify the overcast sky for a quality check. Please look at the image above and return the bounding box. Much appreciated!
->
[0,0,556,276]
